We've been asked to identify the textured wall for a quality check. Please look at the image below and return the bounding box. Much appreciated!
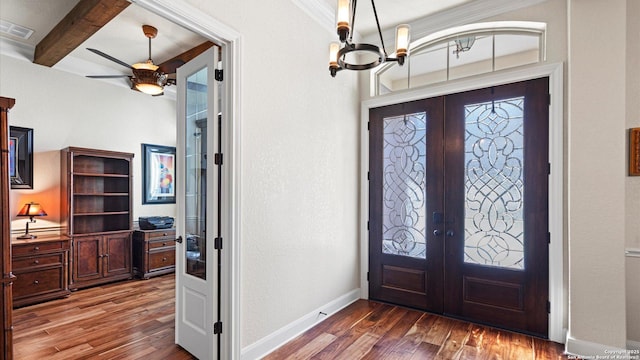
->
[568,0,627,349]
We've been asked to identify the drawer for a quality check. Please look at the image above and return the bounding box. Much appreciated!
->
[149,249,175,271]
[146,229,176,240]
[13,268,64,299]
[13,241,66,256]
[13,254,64,271]
[149,239,176,250]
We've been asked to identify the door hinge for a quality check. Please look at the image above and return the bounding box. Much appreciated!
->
[547,301,551,314]
[214,237,223,250]
[548,163,551,175]
[547,232,551,244]
[367,221,370,231]
[367,171,370,180]
[214,321,223,334]
[214,153,223,165]
[214,69,223,82]
[548,93,551,106]
[367,271,369,281]
[367,121,370,131]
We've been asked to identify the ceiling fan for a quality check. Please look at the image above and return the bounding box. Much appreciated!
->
[86,25,178,96]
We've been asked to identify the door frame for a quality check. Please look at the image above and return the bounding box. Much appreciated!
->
[130,0,242,358]
[359,62,565,343]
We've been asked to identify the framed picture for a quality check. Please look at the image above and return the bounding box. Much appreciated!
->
[9,126,33,189]
[630,127,640,176]
[142,143,176,204]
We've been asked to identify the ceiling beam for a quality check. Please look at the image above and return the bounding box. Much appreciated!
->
[33,0,130,67]
[158,41,216,74]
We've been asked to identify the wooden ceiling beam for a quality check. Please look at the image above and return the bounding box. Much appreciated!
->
[33,0,130,67]
[158,41,217,74]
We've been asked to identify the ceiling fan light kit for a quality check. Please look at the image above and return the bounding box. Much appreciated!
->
[86,24,172,96]
[329,0,410,77]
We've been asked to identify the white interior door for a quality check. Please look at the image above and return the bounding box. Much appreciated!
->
[176,46,219,359]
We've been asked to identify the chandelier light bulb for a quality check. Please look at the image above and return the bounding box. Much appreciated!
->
[336,0,351,42]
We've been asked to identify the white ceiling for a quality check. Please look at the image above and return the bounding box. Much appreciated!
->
[324,0,475,36]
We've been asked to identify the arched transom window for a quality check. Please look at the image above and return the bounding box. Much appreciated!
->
[372,21,546,96]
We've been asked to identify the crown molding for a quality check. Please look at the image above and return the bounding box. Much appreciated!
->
[291,0,335,34]
[0,36,35,62]
[362,0,549,46]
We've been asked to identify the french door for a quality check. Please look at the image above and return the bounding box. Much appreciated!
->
[176,46,220,359]
[369,77,549,337]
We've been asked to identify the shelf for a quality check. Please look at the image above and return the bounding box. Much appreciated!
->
[73,193,129,197]
[73,172,129,178]
[73,211,129,216]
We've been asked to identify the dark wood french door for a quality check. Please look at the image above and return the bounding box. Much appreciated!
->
[369,77,549,337]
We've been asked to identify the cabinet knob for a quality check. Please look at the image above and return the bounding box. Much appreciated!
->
[162,242,167,247]
[163,233,167,236]
[162,257,167,261]
[33,246,40,251]
[33,280,39,285]
[33,260,39,265]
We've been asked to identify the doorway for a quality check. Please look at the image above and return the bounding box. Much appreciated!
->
[368,77,550,337]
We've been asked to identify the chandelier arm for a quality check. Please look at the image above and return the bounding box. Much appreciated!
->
[370,0,387,56]
[349,0,357,43]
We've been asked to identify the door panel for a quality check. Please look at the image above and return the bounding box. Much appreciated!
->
[369,77,549,337]
[444,78,549,336]
[176,46,219,359]
[104,233,130,276]
[369,98,444,312]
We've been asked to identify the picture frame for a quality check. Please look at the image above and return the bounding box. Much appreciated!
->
[9,126,33,189]
[630,127,640,176]
[142,143,176,204]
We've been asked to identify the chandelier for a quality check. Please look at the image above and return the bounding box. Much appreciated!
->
[329,0,410,77]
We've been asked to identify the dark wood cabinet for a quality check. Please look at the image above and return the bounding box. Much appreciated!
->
[71,233,131,289]
[11,235,70,307]
[61,147,134,290]
[133,229,176,279]
[0,97,15,359]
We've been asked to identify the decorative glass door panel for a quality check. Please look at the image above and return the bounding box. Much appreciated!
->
[185,67,208,280]
[382,112,427,259]
[463,96,525,270]
[370,78,549,337]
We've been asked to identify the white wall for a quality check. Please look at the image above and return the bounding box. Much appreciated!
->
[0,55,177,233]
[181,0,361,350]
[626,0,640,346]
[567,0,627,350]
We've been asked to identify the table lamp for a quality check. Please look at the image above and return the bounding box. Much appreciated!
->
[16,202,47,239]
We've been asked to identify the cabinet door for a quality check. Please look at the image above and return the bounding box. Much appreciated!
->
[103,233,131,277]
[74,236,102,282]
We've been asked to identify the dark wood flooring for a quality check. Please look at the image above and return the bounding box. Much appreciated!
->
[264,300,568,360]
[13,275,568,360]
[13,274,195,360]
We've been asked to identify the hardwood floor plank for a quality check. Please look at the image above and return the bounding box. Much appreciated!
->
[267,300,570,360]
[13,274,195,360]
[285,332,337,360]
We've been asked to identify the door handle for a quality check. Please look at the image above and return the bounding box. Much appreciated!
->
[446,230,455,237]
[175,236,183,244]
[433,229,442,236]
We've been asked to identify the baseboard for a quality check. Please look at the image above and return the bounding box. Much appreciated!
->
[565,335,629,357]
[628,340,640,350]
[240,288,361,360]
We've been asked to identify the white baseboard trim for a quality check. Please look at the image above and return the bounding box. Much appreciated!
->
[565,335,629,357]
[240,288,361,360]
[628,340,640,350]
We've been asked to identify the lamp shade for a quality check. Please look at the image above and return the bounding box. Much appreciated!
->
[17,202,47,217]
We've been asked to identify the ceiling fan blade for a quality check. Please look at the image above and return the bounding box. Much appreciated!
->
[87,75,130,78]
[157,41,216,74]
[87,48,133,69]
